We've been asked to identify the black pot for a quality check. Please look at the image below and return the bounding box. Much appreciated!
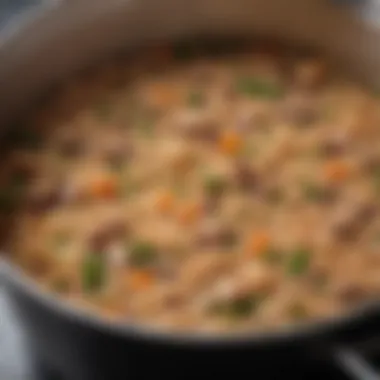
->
[2,1,380,379]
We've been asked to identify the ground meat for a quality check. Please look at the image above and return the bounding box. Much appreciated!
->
[319,138,346,158]
[88,219,129,252]
[336,284,371,306]
[58,130,84,157]
[174,110,219,142]
[332,203,377,241]
[282,92,319,126]
[102,139,134,168]
[233,162,258,191]
[196,220,237,248]
[27,184,62,214]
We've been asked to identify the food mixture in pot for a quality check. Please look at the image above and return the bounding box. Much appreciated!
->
[3,41,380,332]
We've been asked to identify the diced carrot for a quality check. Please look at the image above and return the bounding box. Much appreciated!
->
[88,175,118,199]
[246,231,270,256]
[323,160,351,182]
[129,270,154,291]
[219,130,243,156]
[156,190,175,214]
[177,202,201,225]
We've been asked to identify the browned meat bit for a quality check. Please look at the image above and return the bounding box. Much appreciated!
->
[24,250,52,278]
[59,130,84,157]
[236,103,270,133]
[27,184,62,214]
[332,203,377,241]
[361,153,380,173]
[175,110,219,142]
[102,140,134,170]
[336,284,371,306]
[282,92,319,126]
[294,59,326,90]
[202,174,227,214]
[88,219,129,252]
[319,137,346,158]
[233,162,258,191]
[196,219,237,248]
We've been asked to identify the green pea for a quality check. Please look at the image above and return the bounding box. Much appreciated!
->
[129,241,157,267]
[82,254,106,293]
[95,101,111,121]
[287,248,311,276]
[235,76,283,99]
[210,294,263,320]
[203,175,227,198]
[53,231,71,249]
[187,91,205,108]
[302,182,325,202]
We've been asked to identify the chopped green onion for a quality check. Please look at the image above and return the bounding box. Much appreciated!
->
[235,77,283,99]
[95,101,111,121]
[53,231,71,249]
[287,248,311,276]
[373,168,380,193]
[302,182,325,202]
[187,91,205,108]
[210,294,263,320]
[203,175,226,198]
[82,254,106,293]
[129,241,157,267]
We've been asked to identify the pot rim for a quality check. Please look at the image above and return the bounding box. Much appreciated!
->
[2,258,379,345]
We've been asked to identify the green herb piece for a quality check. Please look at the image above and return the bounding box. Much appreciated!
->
[235,77,283,99]
[203,175,227,198]
[373,168,380,193]
[138,118,154,137]
[210,294,264,320]
[129,241,157,267]
[82,254,106,293]
[302,182,325,202]
[187,91,205,108]
[287,248,311,276]
[123,180,139,197]
[53,231,71,249]
[95,101,111,121]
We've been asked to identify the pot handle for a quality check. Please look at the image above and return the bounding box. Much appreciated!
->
[334,347,380,379]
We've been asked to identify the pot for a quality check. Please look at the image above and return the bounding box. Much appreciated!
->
[1,1,380,379]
